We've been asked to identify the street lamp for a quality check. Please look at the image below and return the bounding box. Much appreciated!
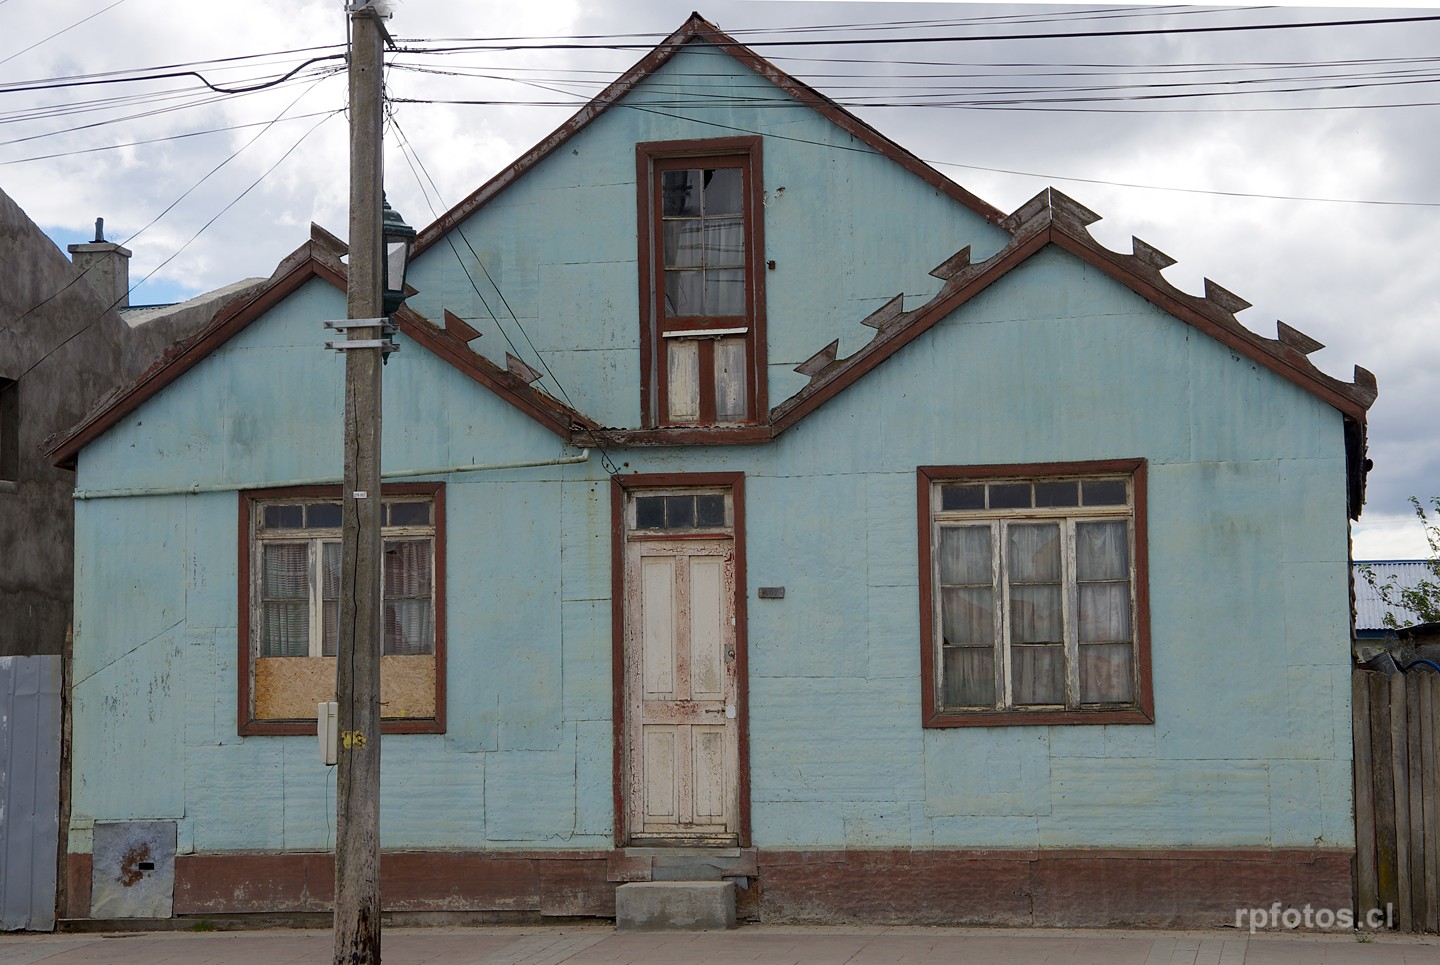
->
[381,196,416,316]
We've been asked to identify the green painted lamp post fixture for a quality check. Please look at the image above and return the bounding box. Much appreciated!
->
[381,196,416,316]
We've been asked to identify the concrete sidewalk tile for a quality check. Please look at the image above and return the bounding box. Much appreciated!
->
[478,930,610,965]
[1,924,1438,964]
[0,938,106,965]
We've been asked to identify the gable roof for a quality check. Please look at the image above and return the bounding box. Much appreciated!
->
[49,13,1377,510]
[43,226,596,469]
[770,187,1377,431]
[414,12,1004,255]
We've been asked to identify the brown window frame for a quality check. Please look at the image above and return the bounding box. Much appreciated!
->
[636,137,767,429]
[918,459,1153,728]
[237,481,446,737]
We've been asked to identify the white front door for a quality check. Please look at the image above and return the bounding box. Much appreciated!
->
[622,490,741,844]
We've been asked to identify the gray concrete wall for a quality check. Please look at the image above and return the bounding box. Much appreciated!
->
[0,188,260,657]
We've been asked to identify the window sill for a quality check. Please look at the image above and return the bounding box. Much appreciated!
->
[587,424,775,446]
[0,480,17,494]
[924,706,1154,728]
[239,717,445,738]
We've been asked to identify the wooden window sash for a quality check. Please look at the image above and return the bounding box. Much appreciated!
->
[244,488,443,733]
[931,482,1140,716]
[638,138,765,429]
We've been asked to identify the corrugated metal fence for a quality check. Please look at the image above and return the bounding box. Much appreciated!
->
[0,655,61,932]
[1353,666,1440,933]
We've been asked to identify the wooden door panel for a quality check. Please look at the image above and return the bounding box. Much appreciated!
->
[625,534,739,842]
[692,726,728,822]
[689,556,726,701]
[643,726,679,823]
[641,556,677,698]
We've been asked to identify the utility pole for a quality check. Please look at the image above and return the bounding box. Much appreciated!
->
[335,3,386,963]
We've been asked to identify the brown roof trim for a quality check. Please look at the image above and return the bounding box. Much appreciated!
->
[770,187,1377,434]
[413,13,1003,256]
[394,307,599,439]
[45,230,350,469]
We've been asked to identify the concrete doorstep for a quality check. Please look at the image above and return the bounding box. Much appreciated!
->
[615,880,737,931]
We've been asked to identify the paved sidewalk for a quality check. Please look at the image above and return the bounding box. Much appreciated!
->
[0,925,1437,965]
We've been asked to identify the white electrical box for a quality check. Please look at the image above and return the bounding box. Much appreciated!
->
[318,701,338,765]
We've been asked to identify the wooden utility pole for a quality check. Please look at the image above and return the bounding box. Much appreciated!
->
[335,3,386,963]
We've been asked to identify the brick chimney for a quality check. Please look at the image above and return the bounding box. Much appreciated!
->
[67,217,131,309]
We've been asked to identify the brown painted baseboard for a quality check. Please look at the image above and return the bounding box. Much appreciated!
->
[173,851,616,918]
[66,847,1353,928]
[756,848,1355,928]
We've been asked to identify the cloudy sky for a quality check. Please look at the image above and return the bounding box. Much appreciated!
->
[3,0,1436,558]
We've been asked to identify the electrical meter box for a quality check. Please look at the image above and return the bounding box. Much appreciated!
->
[318,701,338,765]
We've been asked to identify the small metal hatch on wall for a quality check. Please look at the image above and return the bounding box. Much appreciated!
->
[91,820,175,918]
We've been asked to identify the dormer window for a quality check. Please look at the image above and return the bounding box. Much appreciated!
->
[638,137,766,428]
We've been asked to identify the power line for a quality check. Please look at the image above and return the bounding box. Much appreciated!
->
[387,7,1345,45]
[0,43,345,92]
[0,0,130,69]
[391,117,621,476]
[3,110,334,387]
[0,67,343,150]
[392,13,1440,53]
[0,110,339,166]
[0,52,347,96]
[617,103,1440,209]
[5,74,335,335]
[387,53,1440,83]
[131,111,336,294]
[388,61,1440,107]
[389,92,1440,114]
[0,67,339,127]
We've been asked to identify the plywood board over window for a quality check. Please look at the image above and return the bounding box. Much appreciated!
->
[237,483,445,736]
[918,460,1152,728]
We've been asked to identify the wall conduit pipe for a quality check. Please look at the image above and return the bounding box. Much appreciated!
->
[71,449,591,500]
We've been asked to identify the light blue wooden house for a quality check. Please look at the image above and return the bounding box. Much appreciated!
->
[48,15,1377,926]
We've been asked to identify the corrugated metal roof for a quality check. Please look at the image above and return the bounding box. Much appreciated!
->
[1354,561,1435,630]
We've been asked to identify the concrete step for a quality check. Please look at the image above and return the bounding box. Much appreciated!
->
[620,847,757,882]
[615,880,736,931]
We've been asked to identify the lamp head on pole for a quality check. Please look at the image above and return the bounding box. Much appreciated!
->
[381,196,416,316]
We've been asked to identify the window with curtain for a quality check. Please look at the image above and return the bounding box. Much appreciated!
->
[239,484,445,735]
[638,137,766,429]
[919,462,1152,727]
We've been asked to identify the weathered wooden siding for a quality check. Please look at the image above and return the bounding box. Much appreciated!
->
[1354,667,1440,932]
